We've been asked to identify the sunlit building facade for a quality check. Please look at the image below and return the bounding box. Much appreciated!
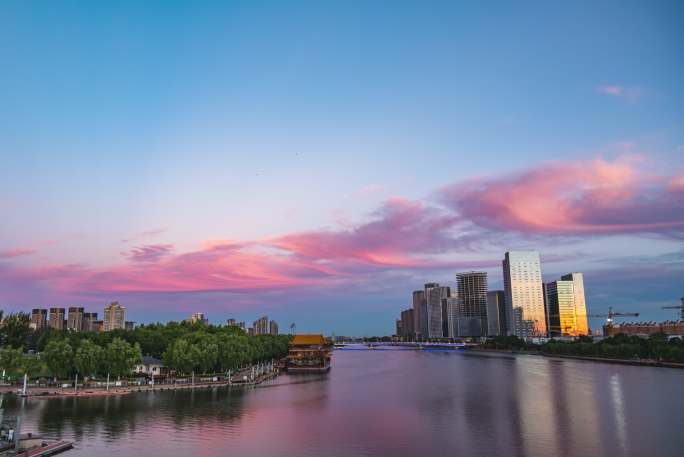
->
[503,251,547,338]
[67,306,84,331]
[103,301,126,331]
[31,308,48,330]
[48,307,66,330]
[545,273,589,337]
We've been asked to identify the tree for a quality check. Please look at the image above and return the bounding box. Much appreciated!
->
[74,340,103,379]
[165,338,200,375]
[0,313,31,348]
[0,346,24,377]
[44,339,73,380]
[104,337,142,378]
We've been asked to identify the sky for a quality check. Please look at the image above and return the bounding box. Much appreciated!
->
[1,1,683,335]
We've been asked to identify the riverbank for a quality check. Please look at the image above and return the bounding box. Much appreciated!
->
[0,364,283,398]
[467,347,684,368]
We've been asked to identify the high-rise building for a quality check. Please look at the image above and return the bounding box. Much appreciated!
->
[412,290,425,339]
[31,309,48,330]
[486,291,507,336]
[253,316,269,335]
[400,308,415,340]
[187,312,208,325]
[269,320,279,335]
[48,308,66,330]
[83,312,98,332]
[545,273,589,337]
[503,251,547,338]
[446,297,460,338]
[238,321,246,332]
[125,321,135,331]
[103,302,126,331]
[424,283,450,339]
[67,306,84,331]
[227,318,237,327]
[395,319,403,337]
[454,272,488,337]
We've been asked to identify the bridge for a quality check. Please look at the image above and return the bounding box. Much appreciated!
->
[334,342,476,350]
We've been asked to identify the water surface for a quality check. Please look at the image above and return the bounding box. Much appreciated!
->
[4,350,684,457]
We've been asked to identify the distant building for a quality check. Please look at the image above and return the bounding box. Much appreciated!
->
[400,308,415,340]
[424,283,450,339]
[605,321,684,337]
[248,327,255,336]
[544,273,589,337]
[134,356,167,377]
[103,302,126,331]
[82,312,99,332]
[187,312,208,325]
[227,318,237,327]
[446,297,460,338]
[92,320,104,332]
[503,251,547,338]
[486,291,507,336]
[395,319,403,337]
[412,290,425,340]
[454,272,488,337]
[238,321,246,332]
[30,309,48,330]
[253,316,269,335]
[269,320,279,335]
[67,306,84,331]
[48,308,65,330]
[125,321,135,331]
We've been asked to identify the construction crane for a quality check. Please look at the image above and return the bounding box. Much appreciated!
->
[661,298,684,321]
[587,306,640,325]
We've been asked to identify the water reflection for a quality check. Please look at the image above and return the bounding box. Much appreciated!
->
[3,351,683,457]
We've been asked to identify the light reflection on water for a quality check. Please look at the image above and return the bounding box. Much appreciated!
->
[4,350,684,457]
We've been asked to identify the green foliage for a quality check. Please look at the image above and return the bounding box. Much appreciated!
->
[74,339,104,378]
[0,346,25,375]
[44,339,74,379]
[0,313,32,348]
[539,333,684,363]
[105,338,142,378]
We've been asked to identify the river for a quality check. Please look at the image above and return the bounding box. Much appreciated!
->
[4,349,684,457]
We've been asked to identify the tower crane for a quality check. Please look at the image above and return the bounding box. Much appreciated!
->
[587,306,640,325]
[660,298,684,321]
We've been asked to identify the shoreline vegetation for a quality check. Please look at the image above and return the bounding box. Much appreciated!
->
[0,312,291,396]
[474,334,684,368]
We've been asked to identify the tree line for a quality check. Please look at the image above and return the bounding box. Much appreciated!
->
[0,312,291,380]
[482,333,684,363]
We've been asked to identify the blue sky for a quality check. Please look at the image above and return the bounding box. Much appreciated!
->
[1,1,683,335]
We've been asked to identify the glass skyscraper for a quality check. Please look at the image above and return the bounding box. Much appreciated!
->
[545,272,589,336]
[503,251,547,338]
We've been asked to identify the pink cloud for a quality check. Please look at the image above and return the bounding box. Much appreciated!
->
[597,85,642,102]
[0,248,36,259]
[441,157,684,236]
[2,156,681,303]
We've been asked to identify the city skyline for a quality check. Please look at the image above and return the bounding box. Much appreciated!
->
[1,2,683,335]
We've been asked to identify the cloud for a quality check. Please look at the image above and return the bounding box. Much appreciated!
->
[441,156,684,237]
[597,85,642,102]
[2,156,682,309]
[124,244,175,263]
[121,227,168,243]
[0,248,36,259]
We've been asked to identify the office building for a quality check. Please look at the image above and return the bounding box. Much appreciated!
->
[400,308,415,340]
[395,319,403,337]
[424,283,450,339]
[31,309,48,330]
[544,273,589,337]
[83,312,98,332]
[453,272,488,337]
[270,320,279,335]
[486,291,507,336]
[103,302,126,331]
[48,308,66,330]
[503,251,547,338]
[446,297,459,338]
[67,306,84,331]
[253,316,269,335]
[412,290,425,339]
